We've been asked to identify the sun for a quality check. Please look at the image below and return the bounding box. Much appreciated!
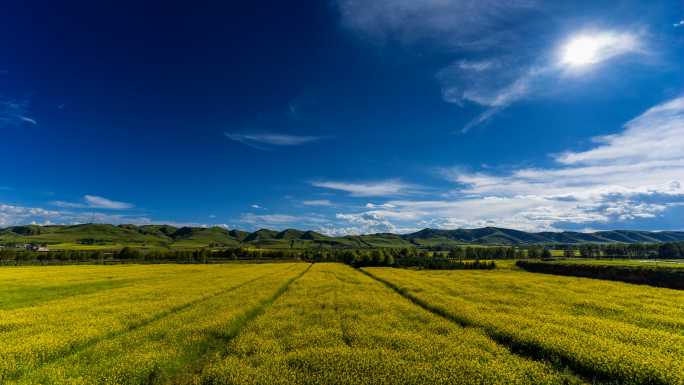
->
[562,37,601,65]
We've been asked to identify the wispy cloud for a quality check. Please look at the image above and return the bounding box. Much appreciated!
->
[312,179,421,197]
[1,98,37,128]
[50,195,134,210]
[301,200,333,206]
[674,21,684,27]
[554,97,682,166]
[0,204,174,227]
[316,98,684,233]
[225,132,327,148]
[334,0,542,49]
[84,195,134,210]
[335,1,649,132]
[365,203,396,209]
[445,97,684,195]
[251,204,266,209]
[238,213,327,228]
[437,31,644,131]
[559,31,642,66]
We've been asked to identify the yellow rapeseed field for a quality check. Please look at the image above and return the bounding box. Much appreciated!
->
[362,267,684,385]
[2,262,680,384]
[0,263,307,384]
[196,263,571,385]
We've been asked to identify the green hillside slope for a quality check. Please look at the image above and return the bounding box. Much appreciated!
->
[1,224,682,249]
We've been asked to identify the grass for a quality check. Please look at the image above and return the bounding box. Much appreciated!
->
[4,223,681,250]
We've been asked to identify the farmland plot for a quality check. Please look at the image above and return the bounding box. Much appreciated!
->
[363,267,684,385]
[0,263,308,384]
[197,263,570,385]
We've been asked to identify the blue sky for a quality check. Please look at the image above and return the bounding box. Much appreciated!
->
[1,0,682,234]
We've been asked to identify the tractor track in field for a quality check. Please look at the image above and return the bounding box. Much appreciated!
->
[163,263,313,385]
[359,268,597,385]
[11,264,297,383]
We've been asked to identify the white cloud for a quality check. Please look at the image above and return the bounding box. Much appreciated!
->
[324,207,426,235]
[0,204,184,228]
[375,182,681,232]
[317,222,421,237]
[365,203,396,209]
[554,97,683,165]
[559,31,641,66]
[322,98,684,233]
[312,179,421,197]
[0,205,61,227]
[335,0,651,132]
[50,195,134,210]
[27,220,56,226]
[334,0,541,49]
[444,97,684,196]
[439,30,644,131]
[251,204,266,209]
[1,99,37,128]
[238,213,328,228]
[83,195,134,210]
[301,200,333,206]
[438,62,543,108]
[209,215,216,218]
[225,132,326,148]
[674,21,683,27]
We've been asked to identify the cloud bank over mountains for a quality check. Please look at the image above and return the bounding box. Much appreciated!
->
[315,97,683,235]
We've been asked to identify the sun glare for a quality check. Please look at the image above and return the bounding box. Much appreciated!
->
[563,37,601,65]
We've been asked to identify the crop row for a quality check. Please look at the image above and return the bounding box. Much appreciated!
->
[0,263,302,383]
[197,263,570,385]
[15,264,309,384]
[362,267,684,385]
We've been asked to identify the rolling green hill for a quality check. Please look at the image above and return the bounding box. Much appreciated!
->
[1,224,682,250]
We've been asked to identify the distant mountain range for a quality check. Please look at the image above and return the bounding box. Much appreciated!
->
[1,224,682,249]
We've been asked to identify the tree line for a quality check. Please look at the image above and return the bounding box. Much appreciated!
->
[560,241,684,259]
[2,241,682,266]
[0,246,496,270]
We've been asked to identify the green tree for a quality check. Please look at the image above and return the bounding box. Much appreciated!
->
[118,247,134,259]
[515,249,526,259]
[385,252,394,266]
[541,247,552,259]
[563,246,575,258]
[371,249,386,265]
[527,245,541,259]
[658,242,680,259]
